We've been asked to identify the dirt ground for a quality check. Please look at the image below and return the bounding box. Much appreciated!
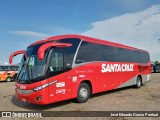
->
[0,73,159,120]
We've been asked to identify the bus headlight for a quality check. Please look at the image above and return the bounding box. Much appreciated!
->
[33,80,58,92]
[33,84,49,91]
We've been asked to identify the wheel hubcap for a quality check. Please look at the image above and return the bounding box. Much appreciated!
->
[7,78,11,81]
[137,79,141,86]
[79,88,88,99]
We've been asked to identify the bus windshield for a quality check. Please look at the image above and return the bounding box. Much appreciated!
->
[17,44,47,83]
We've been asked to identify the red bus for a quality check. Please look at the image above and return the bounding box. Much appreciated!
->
[9,34,151,105]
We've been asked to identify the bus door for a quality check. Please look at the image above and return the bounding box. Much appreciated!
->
[37,42,72,103]
[47,50,69,103]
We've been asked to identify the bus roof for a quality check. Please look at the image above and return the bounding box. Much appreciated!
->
[29,34,148,52]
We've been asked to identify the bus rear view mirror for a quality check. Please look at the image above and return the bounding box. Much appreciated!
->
[38,42,72,60]
[9,50,26,65]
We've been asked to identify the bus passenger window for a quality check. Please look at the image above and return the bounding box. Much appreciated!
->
[49,52,64,72]
[5,67,8,71]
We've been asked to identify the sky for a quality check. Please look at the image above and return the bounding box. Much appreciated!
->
[0,0,160,65]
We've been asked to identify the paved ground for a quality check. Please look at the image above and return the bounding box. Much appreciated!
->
[0,73,159,120]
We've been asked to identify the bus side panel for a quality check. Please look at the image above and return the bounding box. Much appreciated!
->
[69,65,98,99]
[47,61,151,104]
[117,62,151,88]
[140,62,151,83]
[48,72,73,104]
[117,63,138,88]
[100,62,137,90]
[71,62,140,95]
[117,76,137,88]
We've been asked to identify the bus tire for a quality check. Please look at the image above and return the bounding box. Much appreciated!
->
[76,83,90,103]
[135,76,142,88]
[6,77,12,82]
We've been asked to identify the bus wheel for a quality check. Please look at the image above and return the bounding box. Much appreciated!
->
[135,76,142,88]
[76,83,90,103]
[6,77,12,82]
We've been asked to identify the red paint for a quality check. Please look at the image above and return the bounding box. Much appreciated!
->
[38,42,72,60]
[9,50,26,65]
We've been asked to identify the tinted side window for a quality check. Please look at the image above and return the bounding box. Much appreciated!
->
[48,50,65,77]
[0,66,3,71]
[49,52,64,72]
[103,46,149,63]
[4,66,8,71]
[56,38,81,65]
[7,66,12,71]
[26,44,43,56]
[0,66,18,71]
[11,66,19,71]
[136,51,150,63]
[75,41,104,64]
[0,66,7,71]
[76,41,150,64]
[115,47,134,62]
[103,46,116,61]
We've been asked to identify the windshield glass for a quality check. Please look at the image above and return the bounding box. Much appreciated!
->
[17,44,47,83]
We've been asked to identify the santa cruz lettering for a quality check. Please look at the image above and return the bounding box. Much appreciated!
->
[101,64,134,73]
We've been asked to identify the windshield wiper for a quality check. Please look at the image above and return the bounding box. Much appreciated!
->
[28,65,33,83]
[17,62,26,82]
[25,57,33,83]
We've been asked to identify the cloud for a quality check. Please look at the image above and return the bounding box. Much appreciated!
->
[82,5,160,61]
[10,31,50,39]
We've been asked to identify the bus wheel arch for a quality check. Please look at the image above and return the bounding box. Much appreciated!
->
[76,80,92,103]
[135,75,142,88]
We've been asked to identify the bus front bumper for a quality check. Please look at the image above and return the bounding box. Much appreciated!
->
[15,88,49,105]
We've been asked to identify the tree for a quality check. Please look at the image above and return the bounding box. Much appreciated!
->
[155,61,160,65]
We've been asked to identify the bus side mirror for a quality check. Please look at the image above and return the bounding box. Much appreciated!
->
[38,43,72,60]
[9,50,26,65]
